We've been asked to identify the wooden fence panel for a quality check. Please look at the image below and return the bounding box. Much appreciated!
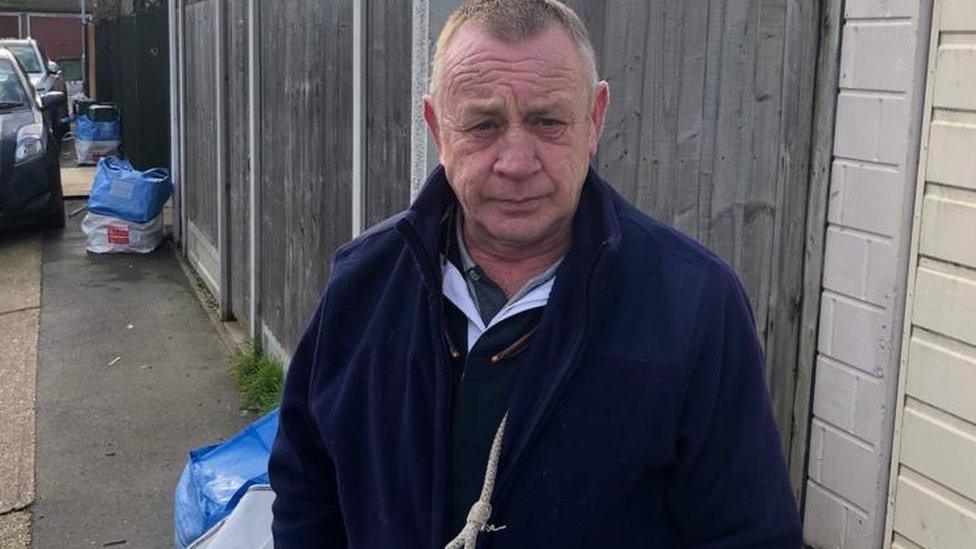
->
[228,0,250,326]
[183,0,217,243]
[176,2,822,478]
[365,0,414,226]
[575,0,819,455]
[259,0,353,352]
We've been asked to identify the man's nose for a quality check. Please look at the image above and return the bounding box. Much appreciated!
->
[493,125,541,180]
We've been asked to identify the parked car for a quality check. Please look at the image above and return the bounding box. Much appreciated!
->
[0,47,66,230]
[0,38,65,94]
[0,38,68,134]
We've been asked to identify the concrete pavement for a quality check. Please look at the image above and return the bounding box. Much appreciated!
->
[0,512,31,548]
[60,167,96,199]
[0,233,42,548]
[32,201,248,548]
[0,201,248,548]
[59,135,96,198]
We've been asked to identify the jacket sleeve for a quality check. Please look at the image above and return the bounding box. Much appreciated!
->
[269,295,348,548]
[667,268,802,548]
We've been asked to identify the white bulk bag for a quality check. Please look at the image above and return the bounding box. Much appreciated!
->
[81,211,164,254]
[187,485,274,549]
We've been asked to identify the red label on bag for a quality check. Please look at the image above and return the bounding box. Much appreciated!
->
[107,225,130,245]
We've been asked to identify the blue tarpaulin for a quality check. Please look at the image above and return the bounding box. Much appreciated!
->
[174,410,279,549]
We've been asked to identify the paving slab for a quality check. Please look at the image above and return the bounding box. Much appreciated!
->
[0,512,31,549]
[61,167,96,198]
[59,135,95,198]
[0,309,38,514]
[33,200,247,548]
[0,234,41,314]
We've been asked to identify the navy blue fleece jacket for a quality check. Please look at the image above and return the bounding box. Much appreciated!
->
[269,167,802,548]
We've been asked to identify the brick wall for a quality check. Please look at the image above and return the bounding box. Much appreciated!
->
[29,16,83,60]
[0,15,18,38]
[803,0,932,546]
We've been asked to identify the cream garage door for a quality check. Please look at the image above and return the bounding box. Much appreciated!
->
[886,1,976,548]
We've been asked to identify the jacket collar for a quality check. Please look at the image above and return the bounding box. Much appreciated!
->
[397,165,622,291]
[397,165,624,529]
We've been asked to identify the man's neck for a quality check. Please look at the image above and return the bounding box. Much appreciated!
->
[462,219,570,299]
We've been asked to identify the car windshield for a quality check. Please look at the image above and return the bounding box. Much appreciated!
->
[2,43,42,73]
[0,59,29,106]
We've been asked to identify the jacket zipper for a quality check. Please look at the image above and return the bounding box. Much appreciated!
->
[489,240,611,522]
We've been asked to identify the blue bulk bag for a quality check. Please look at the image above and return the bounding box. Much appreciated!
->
[75,113,121,142]
[88,156,172,223]
[174,409,279,549]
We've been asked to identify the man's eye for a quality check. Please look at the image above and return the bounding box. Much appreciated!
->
[467,121,499,134]
[534,118,567,136]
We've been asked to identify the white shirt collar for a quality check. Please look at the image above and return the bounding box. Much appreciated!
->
[441,257,555,351]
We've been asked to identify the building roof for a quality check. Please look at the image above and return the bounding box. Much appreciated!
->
[0,1,91,14]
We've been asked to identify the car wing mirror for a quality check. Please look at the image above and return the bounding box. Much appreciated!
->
[47,60,61,75]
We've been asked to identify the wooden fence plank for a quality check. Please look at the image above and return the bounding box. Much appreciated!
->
[228,0,250,326]
[792,0,842,504]
[764,0,819,476]
[259,0,353,352]
[365,0,413,227]
[633,0,688,226]
[183,0,217,242]
[595,1,650,202]
[671,0,709,240]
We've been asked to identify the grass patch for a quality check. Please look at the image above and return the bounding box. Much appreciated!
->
[231,341,284,415]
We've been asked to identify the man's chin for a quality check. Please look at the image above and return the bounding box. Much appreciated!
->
[479,220,562,249]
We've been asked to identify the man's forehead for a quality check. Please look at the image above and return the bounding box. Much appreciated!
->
[453,94,578,116]
[441,22,585,86]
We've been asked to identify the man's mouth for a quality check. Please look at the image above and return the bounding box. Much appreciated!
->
[494,195,546,204]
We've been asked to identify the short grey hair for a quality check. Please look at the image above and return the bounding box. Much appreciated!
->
[429,0,599,100]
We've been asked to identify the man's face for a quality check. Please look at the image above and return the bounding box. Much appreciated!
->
[424,23,609,250]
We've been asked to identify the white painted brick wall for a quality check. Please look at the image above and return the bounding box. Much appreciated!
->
[818,293,889,376]
[845,0,917,19]
[823,227,897,306]
[828,161,902,237]
[808,419,877,510]
[813,357,887,443]
[805,481,872,548]
[804,1,932,547]
[840,22,916,92]
[834,92,911,165]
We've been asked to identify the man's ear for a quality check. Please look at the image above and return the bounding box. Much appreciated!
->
[423,95,443,156]
[589,81,610,156]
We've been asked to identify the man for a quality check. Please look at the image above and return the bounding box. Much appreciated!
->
[269,0,802,547]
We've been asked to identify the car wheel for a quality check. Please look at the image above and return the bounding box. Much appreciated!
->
[54,106,68,141]
[46,181,66,230]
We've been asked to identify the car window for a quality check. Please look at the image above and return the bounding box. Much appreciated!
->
[0,59,29,105]
[2,43,43,73]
